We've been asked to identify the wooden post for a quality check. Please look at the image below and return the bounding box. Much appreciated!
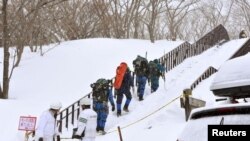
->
[24,131,35,141]
[24,131,28,141]
[183,89,192,121]
[180,88,206,121]
[117,126,123,141]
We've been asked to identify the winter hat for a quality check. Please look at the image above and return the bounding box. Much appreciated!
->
[50,101,62,110]
[80,97,91,105]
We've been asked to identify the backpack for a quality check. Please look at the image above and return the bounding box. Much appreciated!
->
[133,56,148,76]
[148,61,160,77]
[114,62,128,89]
[91,78,110,102]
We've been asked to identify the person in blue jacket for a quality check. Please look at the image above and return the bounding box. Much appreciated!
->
[91,79,115,134]
[149,59,165,93]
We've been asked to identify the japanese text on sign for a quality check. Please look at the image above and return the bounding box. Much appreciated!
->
[18,116,37,131]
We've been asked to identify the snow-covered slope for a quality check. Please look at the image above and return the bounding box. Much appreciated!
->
[93,38,248,141]
[0,38,248,141]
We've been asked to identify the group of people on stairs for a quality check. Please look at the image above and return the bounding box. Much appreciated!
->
[34,55,166,141]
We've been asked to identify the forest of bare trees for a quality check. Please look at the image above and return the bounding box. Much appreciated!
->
[0,0,250,99]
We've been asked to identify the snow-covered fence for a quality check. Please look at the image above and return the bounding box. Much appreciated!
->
[230,38,250,59]
[180,66,217,121]
[194,24,229,48]
[190,66,218,90]
[160,24,230,72]
[160,41,192,72]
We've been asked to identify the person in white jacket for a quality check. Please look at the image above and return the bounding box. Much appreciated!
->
[72,97,97,141]
[36,101,62,141]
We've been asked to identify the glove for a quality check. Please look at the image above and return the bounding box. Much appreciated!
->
[72,134,81,139]
[57,135,60,141]
[111,104,115,111]
[38,138,43,141]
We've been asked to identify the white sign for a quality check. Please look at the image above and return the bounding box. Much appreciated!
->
[18,116,37,131]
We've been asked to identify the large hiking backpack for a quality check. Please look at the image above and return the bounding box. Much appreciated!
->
[91,78,111,102]
[148,61,160,77]
[133,56,148,76]
[114,62,128,89]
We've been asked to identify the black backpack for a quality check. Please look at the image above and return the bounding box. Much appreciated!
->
[148,61,160,77]
[91,78,111,102]
[133,56,148,76]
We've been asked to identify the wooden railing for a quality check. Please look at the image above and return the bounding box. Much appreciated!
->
[194,24,229,47]
[160,24,230,72]
[160,41,192,71]
[190,66,217,90]
[57,24,231,132]
[230,38,250,59]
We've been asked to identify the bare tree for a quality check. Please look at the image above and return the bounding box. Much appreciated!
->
[123,0,143,38]
[229,0,250,38]
[92,0,112,37]
[164,0,200,41]
[1,0,9,98]
[236,0,250,31]
[0,0,71,99]
[141,0,165,43]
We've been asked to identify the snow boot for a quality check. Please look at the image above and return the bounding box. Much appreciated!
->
[139,96,144,101]
[123,105,129,112]
[117,110,121,117]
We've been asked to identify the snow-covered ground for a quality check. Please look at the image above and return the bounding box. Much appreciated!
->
[0,38,248,141]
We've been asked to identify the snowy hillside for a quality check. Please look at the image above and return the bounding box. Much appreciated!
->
[0,38,248,141]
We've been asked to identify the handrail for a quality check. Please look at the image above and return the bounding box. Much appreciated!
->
[190,66,217,90]
[159,24,230,72]
[57,92,91,132]
[230,38,250,59]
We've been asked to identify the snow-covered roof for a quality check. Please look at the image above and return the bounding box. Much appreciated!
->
[210,53,250,90]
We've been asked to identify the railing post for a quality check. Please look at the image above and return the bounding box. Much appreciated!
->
[72,104,75,125]
[59,113,63,132]
[183,89,192,121]
[66,109,69,129]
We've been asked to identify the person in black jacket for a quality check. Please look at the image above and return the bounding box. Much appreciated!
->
[133,55,149,101]
[115,67,134,116]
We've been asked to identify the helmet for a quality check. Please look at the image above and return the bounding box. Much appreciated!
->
[80,97,91,105]
[50,101,62,110]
